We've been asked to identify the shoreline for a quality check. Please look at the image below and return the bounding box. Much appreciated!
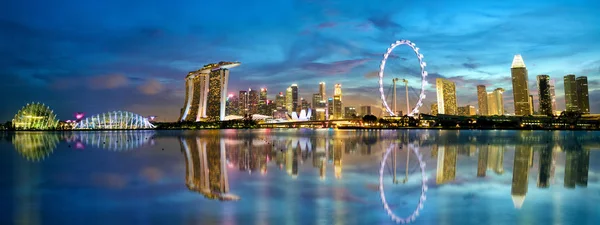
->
[1,127,599,132]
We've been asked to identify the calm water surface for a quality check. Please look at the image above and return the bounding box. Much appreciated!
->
[1,129,599,225]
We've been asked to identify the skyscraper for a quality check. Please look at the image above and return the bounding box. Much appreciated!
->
[333,84,343,119]
[529,95,534,115]
[360,106,371,116]
[319,82,326,101]
[238,90,248,115]
[430,103,438,116]
[291,84,299,113]
[435,78,458,115]
[564,74,578,112]
[275,92,285,110]
[301,98,309,110]
[259,88,268,115]
[312,93,322,109]
[327,98,334,119]
[511,55,531,116]
[487,88,505,116]
[180,62,240,122]
[285,87,293,113]
[550,79,557,114]
[477,85,488,115]
[576,76,590,114]
[226,94,238,116]
[344,107,357,118]
[537,75,552,116]
[248,89,259,114]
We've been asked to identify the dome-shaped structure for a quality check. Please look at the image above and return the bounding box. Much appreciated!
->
[12,102,59,130]
[74,111,155,130]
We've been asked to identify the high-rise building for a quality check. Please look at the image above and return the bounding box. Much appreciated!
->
[327,98,334,119]
[511,145,532,209]
[435,78,458,115]
[333,84,343,119]
[275,92,285,110]
[238,90,248,115]
[510,55,531,116]
[180,62,240,122]
[314,100,327,120]
[312,93,322,109]
[248,89,259,115]
[576,76,590,114]
[285,87,293,113]
[259,88,268,115]
[301,98,309,110]
[344,107,357,118]
[537,75,552,116]
[319,82,326,101]
[360,106,371,116]
[457,105,476,116]
[564,74,578,112]
[431,103,438,116]
[487,88,505,116]
[291,84,299,113]
[550,79,557,113]
[529,95,534,115]
[477,85,488,115]
[226,94,238,116]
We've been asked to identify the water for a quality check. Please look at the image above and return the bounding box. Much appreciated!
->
[1,129,599,225]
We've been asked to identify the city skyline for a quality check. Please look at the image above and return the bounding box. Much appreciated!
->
[2,0,600,121]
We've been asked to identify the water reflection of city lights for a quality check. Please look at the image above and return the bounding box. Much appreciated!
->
[12,132,60,162]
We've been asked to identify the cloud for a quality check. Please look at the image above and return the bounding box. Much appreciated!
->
[364,71,379,79]
[462,63,479,69]
[300,58,371,75]
[138,79,164,95]
[88,74,130,90]
[318,22,337,29]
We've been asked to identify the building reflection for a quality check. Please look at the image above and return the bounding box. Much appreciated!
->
[180,136,239,201]
[70,131,156,151]
[12,132,60,162]
[435,145,457,184]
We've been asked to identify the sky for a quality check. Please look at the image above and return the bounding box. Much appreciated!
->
[1,0,600,121]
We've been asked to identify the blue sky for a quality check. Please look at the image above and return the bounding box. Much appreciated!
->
[1,0,600,121]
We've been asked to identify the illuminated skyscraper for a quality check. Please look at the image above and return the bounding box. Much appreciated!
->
[511,145,532,209]
[291,84,299,113]
[487,88,505,116]
[248,89,259,114]
[576,76,590,114]
[537,75,552,116]
[564,74,578,112]
[477,85,488,115]
[226,94,238,116]
[238,91,248,115]
[550,79,557,113]
[180,62,240,121]
[333,84,343,119]
[328,98,334,118]
[301,98,310,110]
[312,93,322,109]
[259,88,268,115]
[285,87,293,113]
[511,55,531,116]
[319,82,326,101]
[435,78,457,115]
[529,95,534,115]
[436,145,457,184]
[344,107,357,118]
[276,92,285,110]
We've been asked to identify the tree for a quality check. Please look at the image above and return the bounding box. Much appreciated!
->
[362,115,378,125]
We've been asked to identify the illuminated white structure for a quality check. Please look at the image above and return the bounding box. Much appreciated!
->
[72,131,156,151]
[286,109,312,121]
[379,40,428,116]
[74,111,155,130]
